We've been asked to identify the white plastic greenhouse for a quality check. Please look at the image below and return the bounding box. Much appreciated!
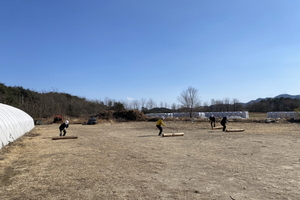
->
[0,103,35,149]
[204,111,249,118]
[146,111,249,119]
[267,112,299,119]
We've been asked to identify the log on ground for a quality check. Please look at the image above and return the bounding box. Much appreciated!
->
[226,129,245,132]
[213,126,223,129]
[162,133,184,137]
[52,136,78,140]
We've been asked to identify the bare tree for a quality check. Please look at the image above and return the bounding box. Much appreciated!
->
[210,99,216,112]
[104,97,115,108]
[132,99,140,110]
[120,100,129,110]
[224,98,230,111]
[203,101,209,109]
[164,102,169,108]
[160,101,164,108]
[231,98,242,111]
[178,86,201,118]
[171,103,177,111]
[140,98,147,110]
[214,99,224,111]
[146,98,156,109]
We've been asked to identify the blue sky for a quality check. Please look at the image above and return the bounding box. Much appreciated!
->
[1,0,300,107]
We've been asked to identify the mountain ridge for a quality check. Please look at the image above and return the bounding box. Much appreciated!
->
[247,94,300,104]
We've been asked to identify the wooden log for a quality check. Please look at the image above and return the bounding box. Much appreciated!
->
[226,129,245,132]
[162,133,184,137]
[52,136,78,140]
[213,126,223,129]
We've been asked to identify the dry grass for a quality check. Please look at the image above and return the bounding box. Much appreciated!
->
[1,120,300,199]
[249,112,267,118]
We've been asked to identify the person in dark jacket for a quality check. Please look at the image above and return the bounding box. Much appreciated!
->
[220,117,227,132]
[209,115,216,129]
[59,120,69,136]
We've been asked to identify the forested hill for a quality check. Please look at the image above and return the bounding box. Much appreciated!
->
[0,83,107,119]
[246,96,300,112]
[247,94,300,104]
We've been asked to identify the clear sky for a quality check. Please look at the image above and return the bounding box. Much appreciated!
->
[1,0,300,107]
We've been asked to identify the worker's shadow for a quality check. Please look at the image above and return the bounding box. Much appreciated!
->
[138,135,158,137]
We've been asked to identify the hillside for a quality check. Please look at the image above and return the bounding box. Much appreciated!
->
[247,94,300,104]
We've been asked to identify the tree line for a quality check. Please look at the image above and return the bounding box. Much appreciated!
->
[1,83,299,119]
[246,97,300,112]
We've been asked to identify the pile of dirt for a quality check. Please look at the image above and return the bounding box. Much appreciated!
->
[96,110,146,121]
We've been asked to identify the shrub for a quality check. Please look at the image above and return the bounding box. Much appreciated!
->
[96,110,146,121]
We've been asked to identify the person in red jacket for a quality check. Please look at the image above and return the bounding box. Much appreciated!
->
[156,117,166,136]
[59,120,69,136]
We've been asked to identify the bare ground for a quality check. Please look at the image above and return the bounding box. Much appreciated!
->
[1,121,300,200]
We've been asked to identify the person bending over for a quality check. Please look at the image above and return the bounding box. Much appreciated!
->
[209,115,216,129]
[220,117,227,132]
[59,120,69,136]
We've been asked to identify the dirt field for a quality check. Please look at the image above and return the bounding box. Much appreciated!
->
[1,120,300,200]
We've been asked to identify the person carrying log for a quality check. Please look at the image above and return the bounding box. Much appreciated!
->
[220,116,227,132]
[156,116,166,136]
[59,120,69,136]
[209,115,216,129]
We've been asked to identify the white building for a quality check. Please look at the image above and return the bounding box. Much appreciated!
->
[0,103,35,149]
